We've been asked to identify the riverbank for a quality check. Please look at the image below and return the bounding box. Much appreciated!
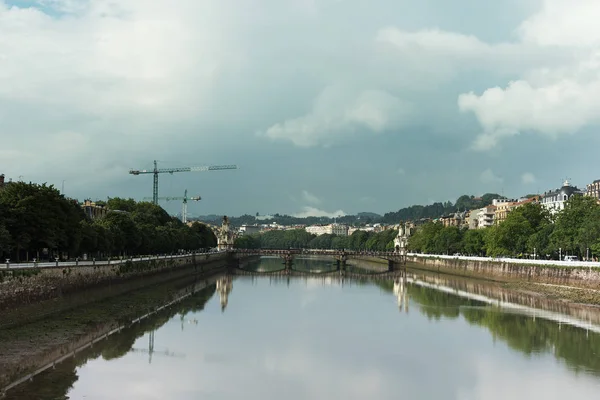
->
[0,252,230,311]
[407,255,600,305]
[0,271,223,391]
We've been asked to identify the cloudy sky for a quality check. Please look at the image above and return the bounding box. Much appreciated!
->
[1,0,600,218]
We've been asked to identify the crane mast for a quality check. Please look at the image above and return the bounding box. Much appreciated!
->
[130,160,237,205]
[144,189,201,223]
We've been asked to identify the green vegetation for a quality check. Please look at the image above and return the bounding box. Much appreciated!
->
[234,228,398,251]
[0,182,217,262]
[408,197,600,259]
[198,193,502,227]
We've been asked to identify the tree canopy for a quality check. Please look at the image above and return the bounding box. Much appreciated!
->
[0,182,217,261]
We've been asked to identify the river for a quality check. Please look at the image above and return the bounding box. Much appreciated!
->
[3,257,600,399]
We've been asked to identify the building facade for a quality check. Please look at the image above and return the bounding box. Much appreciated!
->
[81,199,108,220]
[586,179,600,200]
[477,205,496,229]
[305,224,349,236]
[239,224,261,235]
[541,180,584,215]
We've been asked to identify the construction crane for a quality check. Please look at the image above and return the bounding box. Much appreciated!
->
[143,189,200,223]
[129,160,238,205]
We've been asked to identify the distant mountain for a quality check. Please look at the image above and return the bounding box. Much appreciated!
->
[194,193,504,226]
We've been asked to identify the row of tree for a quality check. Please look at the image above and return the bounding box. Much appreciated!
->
[0,182,217,262]
[234,228,398,251]
[408,196,600,259]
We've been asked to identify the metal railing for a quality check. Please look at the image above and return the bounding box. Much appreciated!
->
[408,253,600,268]
[3,249,229,270]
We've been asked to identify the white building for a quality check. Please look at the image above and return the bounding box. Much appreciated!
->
[305,224,349,236]
[239,224,261,235]
[541,180,584,215]
[477,205,496,229]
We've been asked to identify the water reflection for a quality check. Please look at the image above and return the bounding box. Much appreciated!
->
[4,260,600,399]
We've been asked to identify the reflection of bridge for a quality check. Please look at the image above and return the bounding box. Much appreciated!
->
[232,248,406,271]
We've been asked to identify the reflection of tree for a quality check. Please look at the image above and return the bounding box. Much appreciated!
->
[4,285,216,400]
[401,281,600,376]
[462,308,600,374]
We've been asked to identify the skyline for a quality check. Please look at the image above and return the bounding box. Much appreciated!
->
[2,0,600,217]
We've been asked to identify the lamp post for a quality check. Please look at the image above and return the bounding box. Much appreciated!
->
[587,247,590,261]
[559,247,562,261]
[533,248,536,260]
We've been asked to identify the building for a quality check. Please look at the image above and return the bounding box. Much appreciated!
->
[239,224,261,236]
[305,224,349,236]
[494,196,540,225]
[541,180,584,215]
[81,199,108,220]
[477,205,496,229]
[586,179,600,200]
[467,210,479,230]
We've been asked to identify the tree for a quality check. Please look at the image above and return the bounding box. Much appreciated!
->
[0,223,11,257]
[551,196,600,258]
[461,229,485,256]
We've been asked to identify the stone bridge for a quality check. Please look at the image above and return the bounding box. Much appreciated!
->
[230,248,407,272]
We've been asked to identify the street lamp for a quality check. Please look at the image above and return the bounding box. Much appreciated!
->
[587,247,590,261]
[533,247,536,260]
[559,247,562,261]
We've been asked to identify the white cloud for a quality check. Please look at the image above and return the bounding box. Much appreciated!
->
[458,0,600,150]
[518,0,600,47]
[480,169,503,185]
[261,85,412,147]
[301,190,321,205]
[521,172,536,184]
[293,207,346,218]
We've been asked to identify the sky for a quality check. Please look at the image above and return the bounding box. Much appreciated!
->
[1,0,600,218]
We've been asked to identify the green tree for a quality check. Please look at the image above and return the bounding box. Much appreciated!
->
[461,229,485,256]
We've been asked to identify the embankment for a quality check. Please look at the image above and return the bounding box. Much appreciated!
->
[407,255,600,289]
[0,252,234,312]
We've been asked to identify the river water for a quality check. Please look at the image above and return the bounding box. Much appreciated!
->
[4,258,600,399]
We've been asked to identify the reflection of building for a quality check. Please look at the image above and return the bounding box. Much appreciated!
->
[541,180,584,215]
[393,277,409,313]
[216,276,233,312]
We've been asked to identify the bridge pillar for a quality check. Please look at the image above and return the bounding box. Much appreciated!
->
[388,259,396,272]
[282,253,294,271]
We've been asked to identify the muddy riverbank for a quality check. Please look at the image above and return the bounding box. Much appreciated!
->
[0,270,224,391]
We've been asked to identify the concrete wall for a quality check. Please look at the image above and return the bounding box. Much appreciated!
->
[0,252,231,310]
[407,255,600,288]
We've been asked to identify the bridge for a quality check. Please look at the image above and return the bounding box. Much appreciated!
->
[230,248,407,272]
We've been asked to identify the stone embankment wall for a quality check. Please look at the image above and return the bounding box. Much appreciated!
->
[0,253,230,310]
[408,256,600,288]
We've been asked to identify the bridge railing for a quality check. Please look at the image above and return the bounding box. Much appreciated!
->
[231,248,403,256]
